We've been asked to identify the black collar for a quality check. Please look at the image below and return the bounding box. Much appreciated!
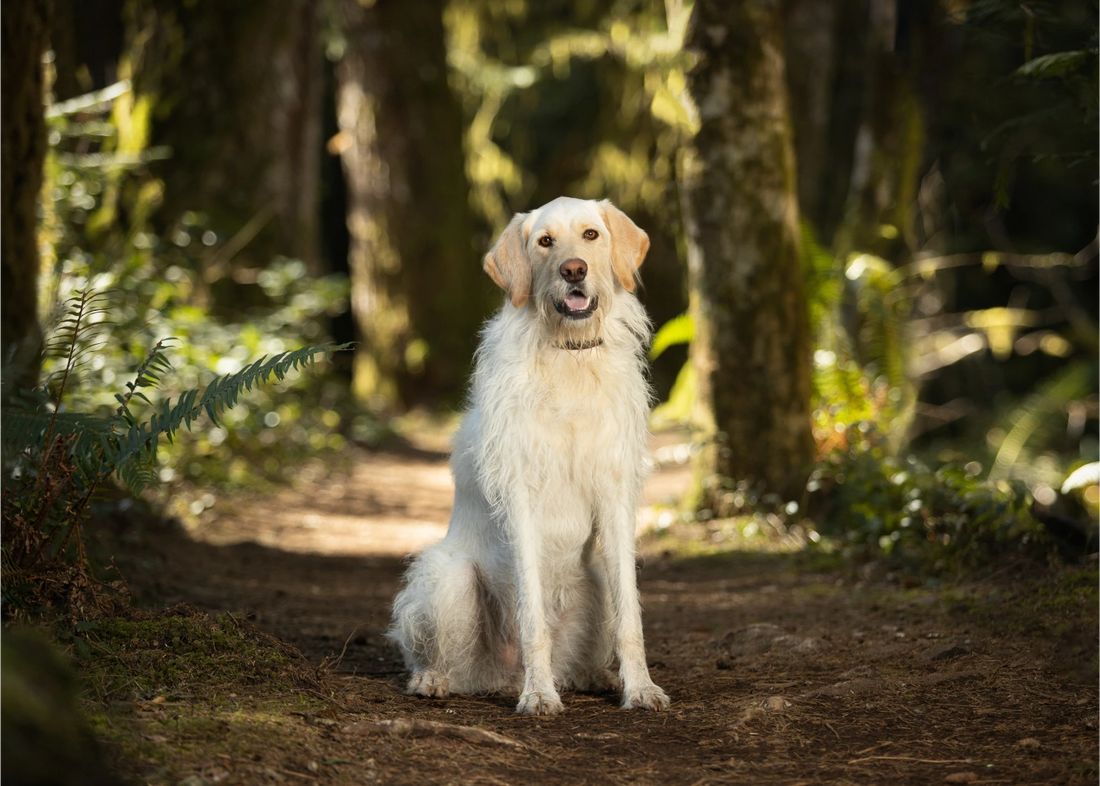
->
[556,337,604,351]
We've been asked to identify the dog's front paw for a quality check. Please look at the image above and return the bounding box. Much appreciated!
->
[407,669,450,698]
[516,689,564,715]
[621,683,670,711]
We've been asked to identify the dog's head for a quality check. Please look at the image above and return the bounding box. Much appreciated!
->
[483,197,649,342]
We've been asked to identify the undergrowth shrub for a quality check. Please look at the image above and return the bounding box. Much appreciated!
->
[1,287,350,617]
[36,77,363,523]
[809,429,1045,572]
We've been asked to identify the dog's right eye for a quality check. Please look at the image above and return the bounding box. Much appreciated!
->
[538,236,553,248]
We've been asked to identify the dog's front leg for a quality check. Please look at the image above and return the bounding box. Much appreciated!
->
[600,500,670,711]
[509,507,564,715]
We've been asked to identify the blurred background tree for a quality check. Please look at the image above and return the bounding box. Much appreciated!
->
[2,0,52,400]
[679,0,815,504]
[333,0,494,410]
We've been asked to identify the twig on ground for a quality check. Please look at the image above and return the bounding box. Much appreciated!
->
[329,622,372,673]
[343,718,525,748]
[855,741,894,755]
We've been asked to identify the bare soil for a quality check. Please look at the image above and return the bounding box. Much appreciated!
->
[91,440,1098,786]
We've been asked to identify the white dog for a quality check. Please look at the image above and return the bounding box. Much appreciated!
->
[387,197,670,715]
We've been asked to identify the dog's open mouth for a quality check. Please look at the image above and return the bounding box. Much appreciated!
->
[555,291,599,320]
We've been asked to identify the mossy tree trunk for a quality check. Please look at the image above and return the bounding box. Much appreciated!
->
[1,0,51,400]
[679,0,814,503]
[336,0,493,411]
[133,0,323,277]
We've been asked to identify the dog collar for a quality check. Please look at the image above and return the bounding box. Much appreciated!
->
[556,338,604,351]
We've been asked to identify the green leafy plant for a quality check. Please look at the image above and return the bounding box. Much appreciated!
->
[1,286,351,615]
[809,432,1046,572]
[38,79,358,513]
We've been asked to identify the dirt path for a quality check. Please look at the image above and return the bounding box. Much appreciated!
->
[109,442,1098,786]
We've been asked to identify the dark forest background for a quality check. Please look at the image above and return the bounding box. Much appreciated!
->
[2,0,1097,574]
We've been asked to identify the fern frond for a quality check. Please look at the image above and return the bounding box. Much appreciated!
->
[1,410,110,458]
[1015,50,1091,80]
[100,342,353,494]
[990,363,1092,480]
[108,338,176,432]
[800,220,842,330]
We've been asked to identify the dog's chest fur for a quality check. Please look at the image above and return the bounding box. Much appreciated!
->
[530,351,637,453]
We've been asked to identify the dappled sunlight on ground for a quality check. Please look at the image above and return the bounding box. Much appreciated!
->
[193,429,698,558]
[194,450,454,557]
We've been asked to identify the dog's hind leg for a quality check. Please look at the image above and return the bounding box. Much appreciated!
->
[387,547,485,697]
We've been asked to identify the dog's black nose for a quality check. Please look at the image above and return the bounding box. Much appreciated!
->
[559,258,587,283]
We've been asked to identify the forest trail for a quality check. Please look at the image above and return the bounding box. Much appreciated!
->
[111,438,1098,786]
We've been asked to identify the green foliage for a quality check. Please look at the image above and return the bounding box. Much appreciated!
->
[797,219,914,450]
[953,0,1098,211]
[6,78,356,615]
[647,312,697,428]
[37,80,357,513]
[1,283,349,611]
[810,433,1045,571]
[648,312,693,361]
[1015,50,1092,79]
[994,362,1095,479]
[800,220,843,332]
[646,220,1090,571]
[445,1,693,229]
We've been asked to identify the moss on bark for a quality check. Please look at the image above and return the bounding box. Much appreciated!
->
[680,0,814,502]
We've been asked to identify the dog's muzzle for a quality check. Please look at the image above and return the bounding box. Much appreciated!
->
[555,290,599,320]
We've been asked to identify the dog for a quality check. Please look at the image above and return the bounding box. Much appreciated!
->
[387,197,670,715]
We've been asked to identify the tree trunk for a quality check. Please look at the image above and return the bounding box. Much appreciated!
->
[133,0,323,277]
[50,0,125,101]
[1,0,51,399]
[851,3,947,263]
[336,0,493,411]
[782,0,839,233]
[680,0,814,502]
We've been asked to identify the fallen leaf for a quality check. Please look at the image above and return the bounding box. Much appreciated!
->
[763,695,790,711]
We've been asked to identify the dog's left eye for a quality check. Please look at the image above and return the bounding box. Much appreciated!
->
[583,229,598,240]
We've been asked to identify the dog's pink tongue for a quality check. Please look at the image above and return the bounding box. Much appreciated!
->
[565,293,589,311]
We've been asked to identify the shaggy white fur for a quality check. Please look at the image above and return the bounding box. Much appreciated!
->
[387,197,670,715]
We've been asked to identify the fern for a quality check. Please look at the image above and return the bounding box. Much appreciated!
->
[96,342,352,494]
[990,362,1093,480]
[800,220,842,331]
[1,329,352,611]
[1015,50,1092,80]
[41,289,112,402]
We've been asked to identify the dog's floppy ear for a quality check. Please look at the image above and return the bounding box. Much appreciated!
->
[600,200,650,292]
[483,212,532,308]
